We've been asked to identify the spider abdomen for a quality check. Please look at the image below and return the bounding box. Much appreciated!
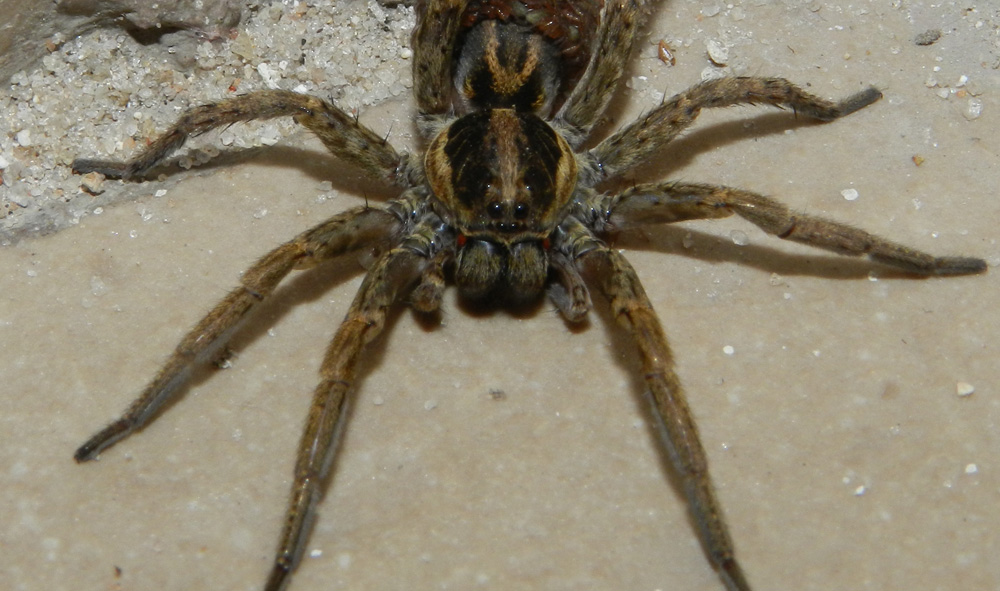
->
[460,0,604,97]
[454,20,562,114]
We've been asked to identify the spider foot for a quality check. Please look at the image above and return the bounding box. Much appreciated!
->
[74,419,130,462]
[720,556,753,591]
[264,562,292,591]
[929,256,988,276]
[71,158,134,180]
[832,86,883,118]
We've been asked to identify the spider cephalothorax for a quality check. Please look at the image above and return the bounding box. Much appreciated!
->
[71,1,986,590]
[425,107,577,300]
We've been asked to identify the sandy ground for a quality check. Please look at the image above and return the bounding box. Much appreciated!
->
[2,1,998,591]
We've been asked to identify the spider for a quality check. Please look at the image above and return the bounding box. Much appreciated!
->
[71,1,987,590]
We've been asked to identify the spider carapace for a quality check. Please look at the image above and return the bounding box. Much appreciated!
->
[71,1,986,590]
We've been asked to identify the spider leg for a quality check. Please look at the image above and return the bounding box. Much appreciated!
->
[265,243,431,591]
[412,0,469,128]
[74,205,403,462]
[548,248,592,322]
[554,0,647,147]
[595,181,987,275]
[575,238,751,591]
[409,243,451,313]
[585,77,882,183]
[72,89,410,185]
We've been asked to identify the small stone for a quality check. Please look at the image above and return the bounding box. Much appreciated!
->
[914,29,942,46]
[706,40,729,66]
[80,172,106,195]
[964,98,983,120]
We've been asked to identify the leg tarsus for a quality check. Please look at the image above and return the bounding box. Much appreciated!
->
[831,86,883,119]
[720,556,753,591]
[264,561,292,591]
[788,85,882,120]
[74,419,129,462]
[888,254,986,276]
[72,159,137,180]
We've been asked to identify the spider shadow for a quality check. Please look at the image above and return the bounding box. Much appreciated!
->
[131,252,391,451]
[617,107,857,184]
[143,141,402,204]
[581,255,748,569]
[583,285,718,563]
[583,232,941,567]
[594,99,932,279]
[612,223,918,280]
[173,246,469,478]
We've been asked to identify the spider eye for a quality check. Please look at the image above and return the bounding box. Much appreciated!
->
[513,202,530,220]
[487,201,504,219]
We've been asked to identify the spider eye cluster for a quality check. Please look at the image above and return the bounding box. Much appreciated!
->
[486,199,531,221]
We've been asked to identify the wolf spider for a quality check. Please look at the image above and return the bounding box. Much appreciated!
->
[71,0,987,590]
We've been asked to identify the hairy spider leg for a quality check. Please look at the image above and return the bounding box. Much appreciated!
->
[585,77,882,184]
[591,181,986,275]
[266,236,439,591]
[74,206,403,461]
[72,89,412,186]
